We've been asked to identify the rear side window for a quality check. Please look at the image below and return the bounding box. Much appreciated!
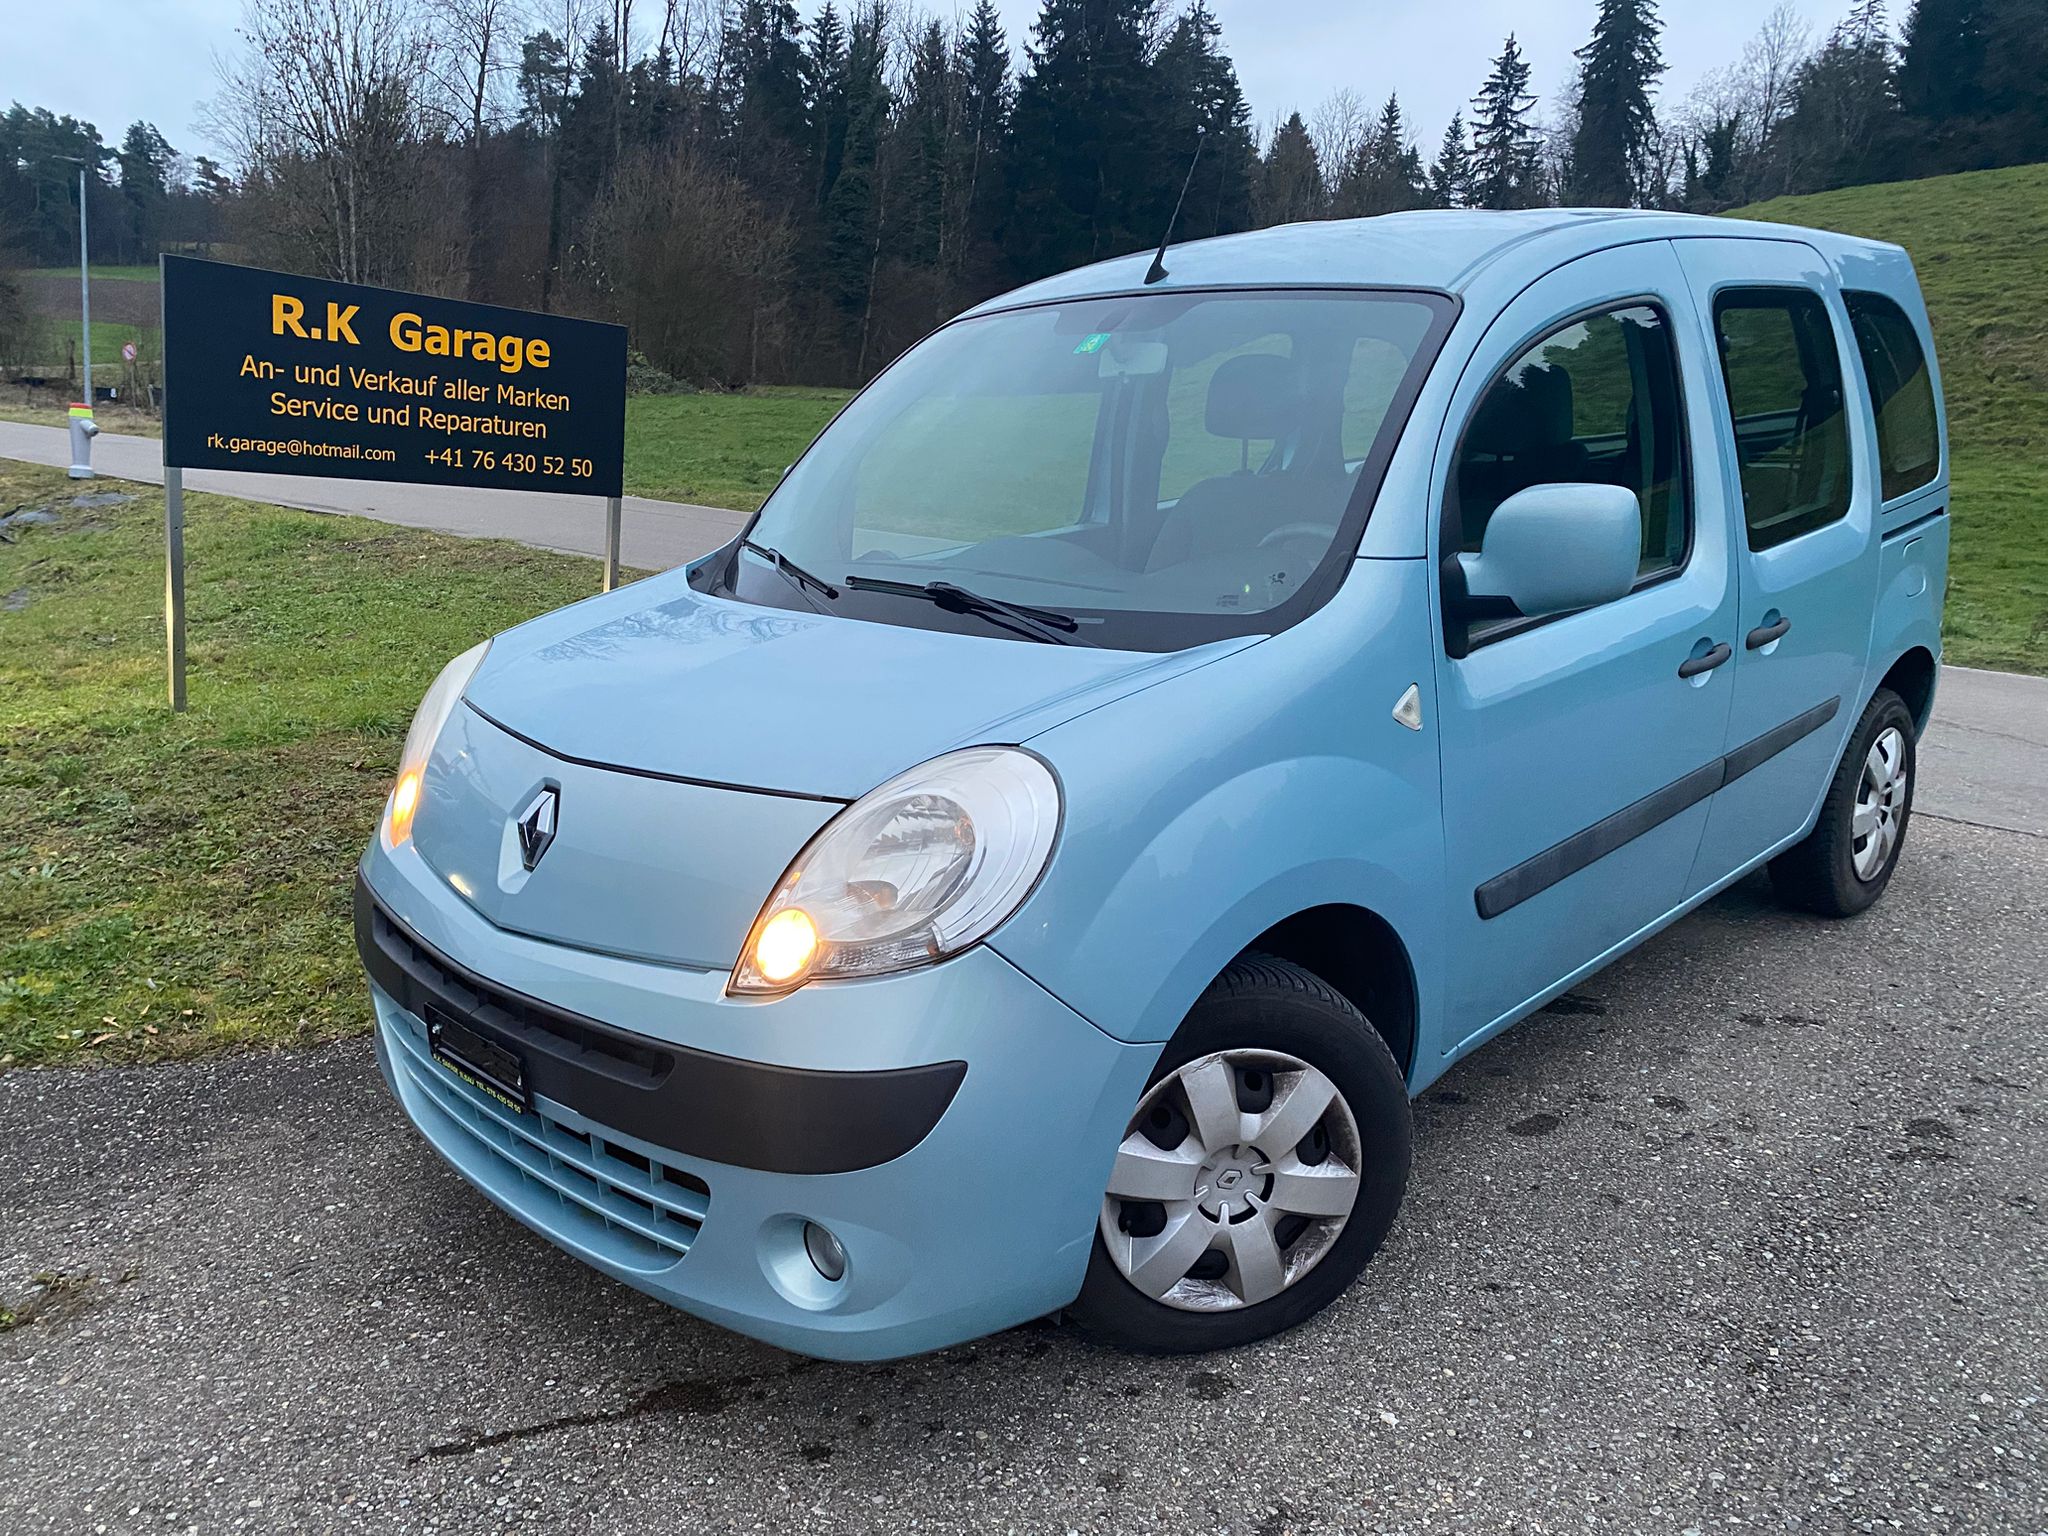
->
[1452,303,1689,579]
[1844,291,1940,501]
[1712,289,1853,550]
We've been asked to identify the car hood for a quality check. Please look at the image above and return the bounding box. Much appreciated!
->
[464,573,1256,800]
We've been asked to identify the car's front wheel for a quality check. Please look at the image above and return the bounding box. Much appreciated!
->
[1069,955,1410,1354]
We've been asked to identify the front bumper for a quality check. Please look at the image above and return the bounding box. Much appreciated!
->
[358,837,1157,1361]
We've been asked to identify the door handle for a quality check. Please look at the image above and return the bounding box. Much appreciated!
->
[1745,616,1792,650]
[1678,642,1733,679]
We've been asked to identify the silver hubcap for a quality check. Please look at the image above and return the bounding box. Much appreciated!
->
[1098,1050,1362,1312]
[1852,726,1909,881]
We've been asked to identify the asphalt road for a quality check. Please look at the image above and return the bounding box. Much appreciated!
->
[3,812,2044,1534]
[0,420,748,570]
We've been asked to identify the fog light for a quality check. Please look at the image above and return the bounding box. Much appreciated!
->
[803,1221,847,1282]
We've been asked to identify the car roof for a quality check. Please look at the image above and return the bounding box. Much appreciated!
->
[964,208,1907,314]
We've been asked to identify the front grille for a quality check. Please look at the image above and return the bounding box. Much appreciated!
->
[384,1010,710,1271]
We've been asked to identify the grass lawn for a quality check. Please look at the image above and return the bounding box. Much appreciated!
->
[623,386,848,510]
[16,318,161,370]
[0,458,629,1067]
[26,265,164,283]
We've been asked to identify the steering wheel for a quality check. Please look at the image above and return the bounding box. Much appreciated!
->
[1257,522,1339,549]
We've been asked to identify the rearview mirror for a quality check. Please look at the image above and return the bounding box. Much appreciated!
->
[1456,484,1642,620]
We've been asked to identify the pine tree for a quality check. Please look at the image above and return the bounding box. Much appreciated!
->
[955,0,1014,286]
[897,17,959,271]
[1470,34,1542,209]
[1979,0,2048,164]
[116,123,176,264]
[1336,94,1427,216]
[821,1,889,315]
[1152,0,1257,239]
[1777,3,1898,193]
[1429,111,1474,208]
[806,1,848,208]
[1568,0,1666,206]
[1898,0,1989,123]
[1007,0,1171,279]
[1258,111,1324,224]
[721,0,810,203]
[1685,113,1743,209]
[960,0,1012,149]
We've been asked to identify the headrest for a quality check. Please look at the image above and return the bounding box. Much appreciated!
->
[1465,361,1575,457]
[1206,353,1299,441]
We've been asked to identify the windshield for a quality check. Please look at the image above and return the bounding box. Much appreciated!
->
[703,288,1455,651]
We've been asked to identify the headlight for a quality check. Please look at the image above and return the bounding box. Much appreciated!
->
[730,746,1061,995]
[382,641,490,849]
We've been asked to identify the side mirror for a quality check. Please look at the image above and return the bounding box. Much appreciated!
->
[1456,483,1642,620]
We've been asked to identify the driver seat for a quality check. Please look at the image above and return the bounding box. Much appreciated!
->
[1146,353,1349,572]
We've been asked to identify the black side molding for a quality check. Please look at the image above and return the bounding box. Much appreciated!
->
[1476,695,1842,920]
[1721,696,1840,784]
[356,878,966,1174]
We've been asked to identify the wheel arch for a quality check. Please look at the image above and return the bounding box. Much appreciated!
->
[1238,904,1418,1085]
[1875,645,1938,737]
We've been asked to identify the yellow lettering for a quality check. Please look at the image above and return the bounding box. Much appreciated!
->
[390,312,423,352]
[527,338,549,370]
[272,294,308,338]
[326,302,361,345]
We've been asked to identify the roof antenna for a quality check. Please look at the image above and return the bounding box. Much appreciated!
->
[1144,130,1206,286]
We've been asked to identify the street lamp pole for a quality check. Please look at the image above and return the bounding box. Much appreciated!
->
[77,162,91,406]
[51,154,92,403]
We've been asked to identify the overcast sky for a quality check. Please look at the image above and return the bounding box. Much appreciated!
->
[4,0,1862,166]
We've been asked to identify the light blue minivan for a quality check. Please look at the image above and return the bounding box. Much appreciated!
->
[357,209,1949,1360]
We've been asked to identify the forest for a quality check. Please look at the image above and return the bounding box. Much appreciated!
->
[2,0,2045,388]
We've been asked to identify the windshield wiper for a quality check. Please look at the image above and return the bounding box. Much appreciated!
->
[740,539,839,601]
[842,576,1094,646]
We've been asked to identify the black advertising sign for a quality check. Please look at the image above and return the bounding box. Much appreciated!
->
[161,256,626,497]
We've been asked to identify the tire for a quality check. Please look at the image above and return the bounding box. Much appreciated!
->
[1768,687,1917,917]
[1068,954,1411,1354]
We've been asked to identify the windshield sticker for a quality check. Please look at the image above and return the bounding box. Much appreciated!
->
[1073,332,1111,355]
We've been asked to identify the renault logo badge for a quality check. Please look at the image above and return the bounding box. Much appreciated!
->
[516,787,559,870]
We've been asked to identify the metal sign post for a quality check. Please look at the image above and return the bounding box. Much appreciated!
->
[164,468,187,711]
[159,254,185,710]
[602,495,622,592]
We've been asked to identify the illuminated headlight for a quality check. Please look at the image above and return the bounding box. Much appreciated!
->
[382,641,490,849]
[730,746,1061,995]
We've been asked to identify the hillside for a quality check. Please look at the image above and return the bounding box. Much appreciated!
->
[1737,163,2048,673]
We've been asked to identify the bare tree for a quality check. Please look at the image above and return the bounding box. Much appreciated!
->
[656,0,721,79]
[426,0,516,292]
[589,146,794,384]
[1679,1,1812,202]
[1310,89,1369,189]
[211,0,439,283]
